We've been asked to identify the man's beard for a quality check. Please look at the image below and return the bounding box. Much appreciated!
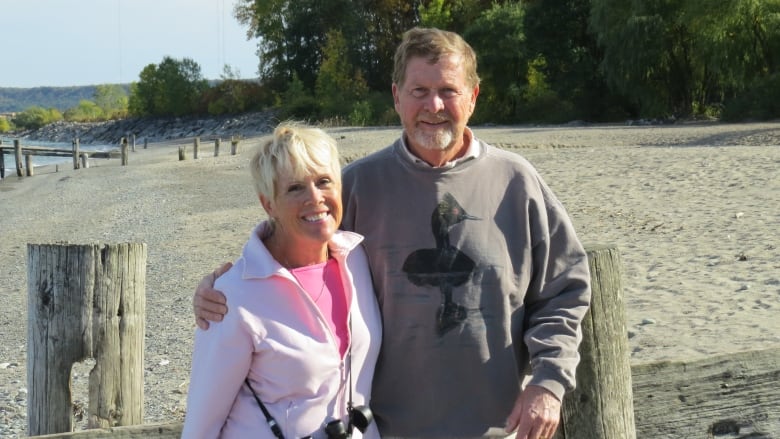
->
[411,123,454,151]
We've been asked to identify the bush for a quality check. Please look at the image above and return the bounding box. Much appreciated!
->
[722,74,780,122]
[0,117,12,133]
[12,106,63,130]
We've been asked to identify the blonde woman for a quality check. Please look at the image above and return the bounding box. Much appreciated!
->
[182,122,381,439]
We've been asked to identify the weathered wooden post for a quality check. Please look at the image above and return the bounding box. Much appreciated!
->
[121,138,128,166]
[25,154,34,176]
[14,139,23,177]
[131,134,136,152]
[80,152,89,169]
[214,138,221,157]
[178,145,186,160]
[555,245,636,439]
[26,242,146,436]
[0,146,5,179]
[230,136,239,155]
[193,137,200,159]
[144,138,148,149]
[72,138,80,170]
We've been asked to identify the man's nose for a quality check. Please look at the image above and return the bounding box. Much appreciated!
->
[425,91,446,113]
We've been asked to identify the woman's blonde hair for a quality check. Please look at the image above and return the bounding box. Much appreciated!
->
[250,121,341,201]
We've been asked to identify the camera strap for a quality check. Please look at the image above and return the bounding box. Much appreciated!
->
[245,319,356,439]
[245,377,285,439]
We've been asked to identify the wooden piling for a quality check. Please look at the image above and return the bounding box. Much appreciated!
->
[193,137,200,159]
[131,134,136,152]
[1,146,5,179]
[14,139,23,177]
[144,138,148,150]
[230,137,239,155]
[556,245,636,439]
[25,154,34,176]
[214,138,221,157]
[72,139,80,170]
[26,243,146,436]
[178,146,186,160]
[121,139,128,166]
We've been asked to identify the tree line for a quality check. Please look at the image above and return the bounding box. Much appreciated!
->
[3,0,778,133]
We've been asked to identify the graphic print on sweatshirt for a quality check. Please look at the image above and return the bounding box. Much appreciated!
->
[402,192,479,336]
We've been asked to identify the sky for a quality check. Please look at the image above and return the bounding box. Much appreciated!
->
[1,0,261,88]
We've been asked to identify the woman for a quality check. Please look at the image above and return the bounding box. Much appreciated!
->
[182,122,382,438]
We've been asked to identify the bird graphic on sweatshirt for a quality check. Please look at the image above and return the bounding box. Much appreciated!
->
[402,193,478,336]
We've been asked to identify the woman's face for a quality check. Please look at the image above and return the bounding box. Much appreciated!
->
[262,166,342,249]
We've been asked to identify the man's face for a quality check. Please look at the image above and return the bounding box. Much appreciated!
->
[392,54,479,159]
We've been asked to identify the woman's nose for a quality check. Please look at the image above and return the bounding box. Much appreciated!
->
[304,184,324,204]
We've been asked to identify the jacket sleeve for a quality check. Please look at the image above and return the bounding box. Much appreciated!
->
[182,299,254,438]
[522,177,592,400]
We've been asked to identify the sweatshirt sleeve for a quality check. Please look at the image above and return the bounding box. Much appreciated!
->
[182,301,254,438]
[522,178,592,400]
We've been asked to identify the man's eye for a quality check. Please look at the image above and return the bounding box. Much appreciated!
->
[441,89,458,98]
[411,88,427,98]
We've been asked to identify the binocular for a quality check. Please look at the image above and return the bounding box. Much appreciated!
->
[323,405,373,439]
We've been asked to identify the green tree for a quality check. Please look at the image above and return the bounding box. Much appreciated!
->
[0,117,12,133]
[523,0,629,121]
[128,56,208,117]
[463,2,528,123]
[64,100,105,122]
[315,30,369,119]
[94,84,128,119]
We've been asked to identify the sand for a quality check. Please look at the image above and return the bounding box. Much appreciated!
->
[1,122,779,436]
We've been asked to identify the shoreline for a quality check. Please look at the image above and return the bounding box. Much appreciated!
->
[1,122,779,436]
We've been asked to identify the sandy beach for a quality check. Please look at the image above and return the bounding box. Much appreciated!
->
[1,122,779,436]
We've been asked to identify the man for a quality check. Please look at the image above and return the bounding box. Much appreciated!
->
[194,27,591,439]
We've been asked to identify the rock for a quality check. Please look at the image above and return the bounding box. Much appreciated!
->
[17,111,278,146]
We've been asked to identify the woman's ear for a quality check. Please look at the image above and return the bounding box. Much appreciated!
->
[259,194,273,216]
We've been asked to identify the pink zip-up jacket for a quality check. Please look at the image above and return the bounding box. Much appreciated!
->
[182,222,382,439]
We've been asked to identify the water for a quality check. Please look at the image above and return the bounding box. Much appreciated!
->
[0,136,116,176]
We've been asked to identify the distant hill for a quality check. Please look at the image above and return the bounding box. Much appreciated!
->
[0,85,131,113]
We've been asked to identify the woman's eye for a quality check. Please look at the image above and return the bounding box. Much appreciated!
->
[287,184,304,192]
[318,178,333,187]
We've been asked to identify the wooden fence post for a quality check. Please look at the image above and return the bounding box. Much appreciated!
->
[26,243,147,436]
[178,146,186,160]
[121,138,128,166]
[14,139,23,177]
[556,245,637,439]
[214,138,220,157]
[72,138,80,170]
[1,146,5,179]
[193,137,200,159]
[131,134,136,152]
[230,137,239,155]
[144,138,148,149]
[25,154,34,176]
[80,153,89,169]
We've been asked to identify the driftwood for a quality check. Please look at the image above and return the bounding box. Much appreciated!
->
[27,243,147,436]
[632,347,780,438]
[26,422,181,439]
[557,245,636,438]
